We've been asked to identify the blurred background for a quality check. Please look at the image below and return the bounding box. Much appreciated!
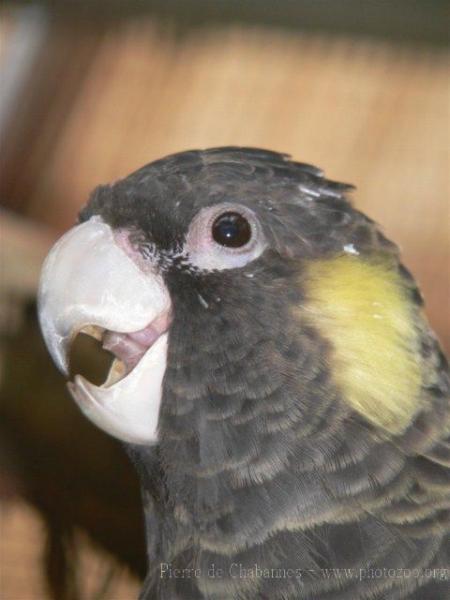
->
[0,1,448,598]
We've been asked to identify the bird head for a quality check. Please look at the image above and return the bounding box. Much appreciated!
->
[38,147,423,452]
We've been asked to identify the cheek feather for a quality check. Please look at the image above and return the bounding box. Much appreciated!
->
[300,255,423,433]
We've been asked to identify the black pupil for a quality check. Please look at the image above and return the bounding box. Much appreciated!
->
[212,212,252,248]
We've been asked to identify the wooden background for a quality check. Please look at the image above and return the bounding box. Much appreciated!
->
[2,19,448,348]
[0,10,449,600]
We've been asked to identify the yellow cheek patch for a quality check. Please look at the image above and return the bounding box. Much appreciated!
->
[301,255,423,433]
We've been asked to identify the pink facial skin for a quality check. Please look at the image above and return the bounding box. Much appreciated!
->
[113,229,158,275]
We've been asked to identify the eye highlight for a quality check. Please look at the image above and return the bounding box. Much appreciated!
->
[212,212,252,248]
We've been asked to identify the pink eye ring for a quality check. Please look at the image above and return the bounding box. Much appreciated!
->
[184,203,267,271]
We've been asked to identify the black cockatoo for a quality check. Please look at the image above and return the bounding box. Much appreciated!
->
[38,148,449,599]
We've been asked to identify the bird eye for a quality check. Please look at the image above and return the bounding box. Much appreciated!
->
[212,212,252,248]
[184,202,267,271]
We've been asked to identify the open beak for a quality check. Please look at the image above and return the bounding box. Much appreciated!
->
[38,216,172,445]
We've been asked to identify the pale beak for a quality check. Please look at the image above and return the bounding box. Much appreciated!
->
[38,216,171,445]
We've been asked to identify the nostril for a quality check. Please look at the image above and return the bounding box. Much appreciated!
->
[69,332,115,386]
